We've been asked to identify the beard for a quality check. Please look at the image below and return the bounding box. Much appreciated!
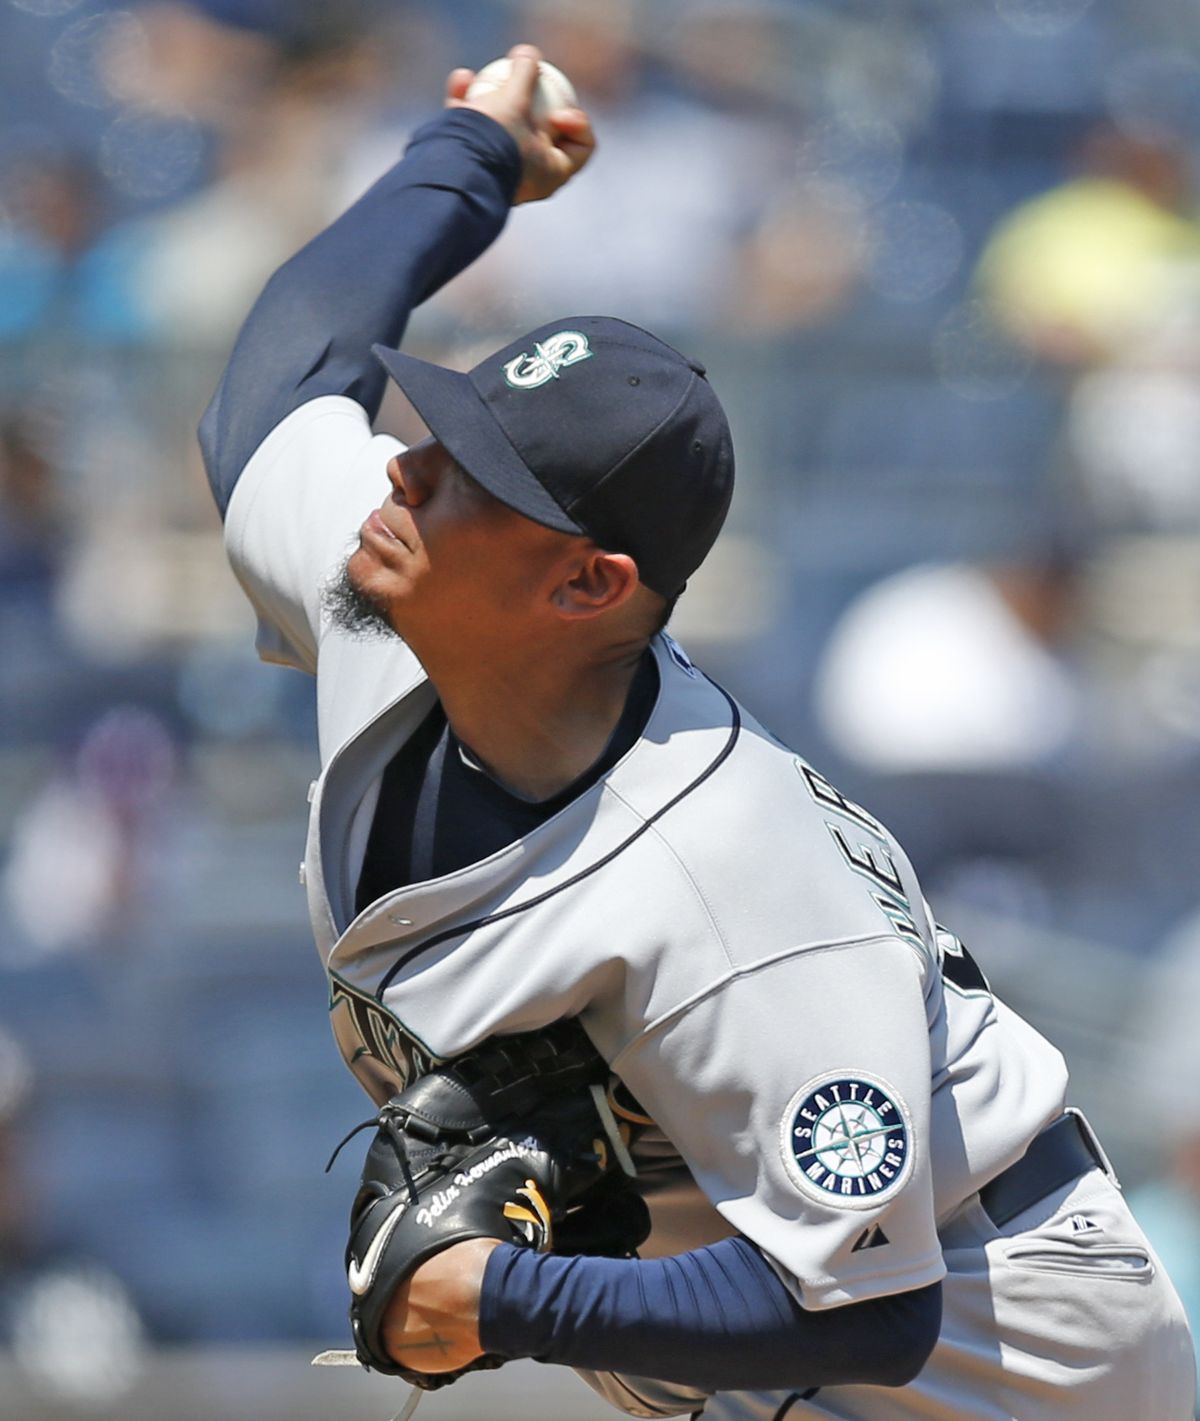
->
[322,552,400,640]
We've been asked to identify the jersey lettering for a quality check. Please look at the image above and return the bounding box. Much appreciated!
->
[798,762,886,840]
[828,826,904,896]
[871,891,923,945]
[328,970,436,1103]
[799,761,926,948]
[938,932,991,996]
[825,823,924,946]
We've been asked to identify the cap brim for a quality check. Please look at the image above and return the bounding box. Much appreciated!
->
[372,345,583,535]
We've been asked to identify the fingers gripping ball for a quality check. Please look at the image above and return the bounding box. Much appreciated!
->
[338,1024,650,1391]
[466,57,578,127]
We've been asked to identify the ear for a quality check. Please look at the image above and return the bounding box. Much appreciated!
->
[551,549,640,620]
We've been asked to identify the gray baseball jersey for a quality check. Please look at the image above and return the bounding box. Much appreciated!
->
[225,395,1196,1418]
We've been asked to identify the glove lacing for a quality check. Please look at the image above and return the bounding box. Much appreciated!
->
[325,1104,457,1204]
[327,1087,637,1187]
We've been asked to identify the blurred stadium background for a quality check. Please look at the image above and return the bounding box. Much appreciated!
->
[1,0,1199,1415]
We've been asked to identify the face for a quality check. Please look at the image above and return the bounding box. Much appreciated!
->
[329,438,574,654]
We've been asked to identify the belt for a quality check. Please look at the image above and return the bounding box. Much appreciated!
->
[978,1109,1114,1228]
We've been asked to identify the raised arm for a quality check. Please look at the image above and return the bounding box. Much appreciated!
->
[199,44,594,513]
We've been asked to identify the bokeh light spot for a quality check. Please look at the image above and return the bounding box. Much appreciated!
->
[14,1266,145,1404]
[47,10,142,108]
[1107,49,1200,142]
[797,118,904,212]
[932,299,1031,401]
[823,25,940,134]
[98,109,203,199]
[865,200,964,303]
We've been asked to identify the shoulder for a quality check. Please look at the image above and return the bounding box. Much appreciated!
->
[225,396,383,527]
[223,395,404,675]
[635,637,935,966]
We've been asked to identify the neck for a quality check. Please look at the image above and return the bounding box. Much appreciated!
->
[425,636,651,801]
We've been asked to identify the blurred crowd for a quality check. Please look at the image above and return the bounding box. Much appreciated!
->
[1,0,1199,1400]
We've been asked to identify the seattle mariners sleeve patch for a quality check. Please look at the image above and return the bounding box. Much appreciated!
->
[781,1072,914,1209]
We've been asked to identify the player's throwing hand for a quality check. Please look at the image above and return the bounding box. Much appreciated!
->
[445,43,595,205]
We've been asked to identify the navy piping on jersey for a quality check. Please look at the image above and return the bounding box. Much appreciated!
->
[373,677,741,999]
[772,1391,820,1419]
[356,652,660,912]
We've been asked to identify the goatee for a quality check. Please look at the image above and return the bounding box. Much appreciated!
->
[322,553,399,640]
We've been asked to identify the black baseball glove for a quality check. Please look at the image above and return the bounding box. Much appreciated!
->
[333,1021,651,1391]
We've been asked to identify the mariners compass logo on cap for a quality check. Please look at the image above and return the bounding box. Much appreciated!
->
[503,329,593,389]
[371,315,734,598]
[781,1072,913,1208]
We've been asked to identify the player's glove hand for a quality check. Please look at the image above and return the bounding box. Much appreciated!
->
[335,1022,650,1392]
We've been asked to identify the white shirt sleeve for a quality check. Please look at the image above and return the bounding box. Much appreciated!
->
[222,396,403,673]
[612,935,946,1310]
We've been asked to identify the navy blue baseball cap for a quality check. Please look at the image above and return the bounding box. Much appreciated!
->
[371,316,734,599]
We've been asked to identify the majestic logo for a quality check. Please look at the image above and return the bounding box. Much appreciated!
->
[502,330,593,389]
[1068,1214,1101,1235]
[782,1074,913,1208]
[851,1224,889,1252]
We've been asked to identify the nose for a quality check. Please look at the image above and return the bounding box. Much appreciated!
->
[388,437,448,507]
[387,450,430,508]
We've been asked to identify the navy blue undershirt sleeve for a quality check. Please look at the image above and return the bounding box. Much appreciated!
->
[199,108,520,513]
[480,1236,941,1393]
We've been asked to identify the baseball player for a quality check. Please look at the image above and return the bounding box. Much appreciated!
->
[200,46,1196,1420]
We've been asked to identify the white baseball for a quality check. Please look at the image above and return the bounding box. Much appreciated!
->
[465,57,577,126]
